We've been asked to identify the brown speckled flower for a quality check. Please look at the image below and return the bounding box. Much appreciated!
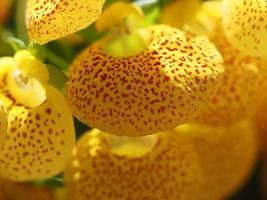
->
[196,24,267,126]
[0,85,75,181]
[26,0,105,44]
[222,0,267,58]
[176,120,258,200]
[64,129,203,200]
[66,24,224,136]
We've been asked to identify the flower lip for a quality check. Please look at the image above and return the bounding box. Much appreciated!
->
[6,69,47,108]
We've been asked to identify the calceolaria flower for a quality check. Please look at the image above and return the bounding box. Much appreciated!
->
[26,0,105,44]
[176,120,258,200]
[222,0,267,58]
[64,120,257,200]
[66,3,224,137]
[65,129,203,200]
[193,5,267,126]
[0,50,75,181]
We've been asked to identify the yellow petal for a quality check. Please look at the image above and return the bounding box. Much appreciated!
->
[0,52,49,108]
[176,120,258,199]
[96,2,144,32]
[67,25,223,136]
[0,177,57,200]
[222,0,267,58]
[65,129,203,200]
[5,69,47,108]
[160,0,201,28]
[0,85,75,181]
[26,0,105,44]
[196,24,267,126]
[14,50,49,83]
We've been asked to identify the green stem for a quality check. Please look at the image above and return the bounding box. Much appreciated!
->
[15,0,28,42]
[46,48,70,69]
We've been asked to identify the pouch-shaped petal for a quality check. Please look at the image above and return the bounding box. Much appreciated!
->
[67,25,223,136]
[196,25,267,126]
[65,129,203,200]
[176,120,258,200]
[0,85,75,181]
[222,0,267,58]
[26,0,105,44]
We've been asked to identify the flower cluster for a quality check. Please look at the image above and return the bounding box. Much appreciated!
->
[0,0,267,199]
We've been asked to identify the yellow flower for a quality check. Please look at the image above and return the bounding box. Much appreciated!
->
[222,0,267,58]
[0,50,75,181]
[176,120,258,200]
[26,0,105,44]
[66,24,224,136]
[64,129,203,200]
[195,15,267,126]
[64,120,257,200]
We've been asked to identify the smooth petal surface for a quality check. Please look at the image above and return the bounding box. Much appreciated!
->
[67,25,223,136]
[96,2,144,32]
[196,24,267,126]
[0,51,49,108]
[176,120,258,200]
[160,0,201,28]
[14,50,49,83]
[0,85,75,181]
[26,0,105,44]
[65,129,203,200]
[222,0,267,58]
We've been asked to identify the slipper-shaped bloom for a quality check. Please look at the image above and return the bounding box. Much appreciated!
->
[26,0,105,44]
[222,0,267,58]
[0,50,75,181]
[196,23,267,126]
[64,129,203,200]
[0,85,75,181]
[176,120,258,200]
[0,177,57,200]
[67,24,224,136]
